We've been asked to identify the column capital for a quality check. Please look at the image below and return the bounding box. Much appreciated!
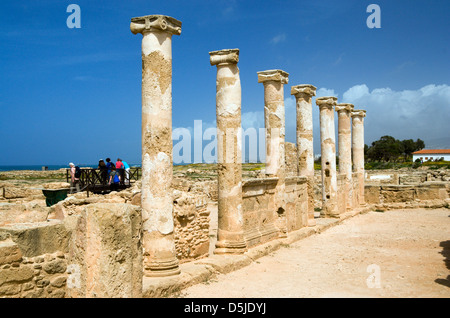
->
[130,14,182,35]
[257,69,289,84]
[351,109,366,118]
[335,103,354,113]
[316,96,337,109]
[291,84,317,97]
[209,49,239,66]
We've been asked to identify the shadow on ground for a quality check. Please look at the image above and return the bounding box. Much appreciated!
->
[435,240,450,288]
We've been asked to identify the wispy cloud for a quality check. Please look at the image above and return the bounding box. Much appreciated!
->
[270,33,286,44]
[333,53,344,66]
[221,0,237,17]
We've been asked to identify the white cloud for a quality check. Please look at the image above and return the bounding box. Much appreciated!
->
[270,33,286,44]
[175,84,450,163]
[342,84,369,102]
[316,87,338,98]
[341,84,450,147]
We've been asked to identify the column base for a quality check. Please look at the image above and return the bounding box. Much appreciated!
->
[144,258,181,277]
[214,240,247,255]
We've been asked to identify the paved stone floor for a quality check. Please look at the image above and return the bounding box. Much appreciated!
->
[180,208,450,298]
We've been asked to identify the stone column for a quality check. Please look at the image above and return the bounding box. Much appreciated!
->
[316,96,339,217]
[130,14,182,277]
[209,49,246,254]
[335,103,354,211]
[352,109,366,206]
[257,69,289,237]
[291,84,317,226]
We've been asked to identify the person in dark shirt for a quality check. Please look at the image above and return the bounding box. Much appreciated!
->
[98,159,108,184]
[105,158,116,186]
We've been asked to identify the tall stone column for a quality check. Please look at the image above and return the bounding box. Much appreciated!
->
[335,103,354,211]
[352,109,366,206]
[130,15,181,277]
[209,49,246,254]
[257,69,289,237]
[291,84,317,226]
[316,96,339,217]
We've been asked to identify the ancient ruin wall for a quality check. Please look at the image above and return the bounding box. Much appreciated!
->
[241,178,279,248]
[173,191,210,262]
[285,176,308,232]
[0,221,70,298]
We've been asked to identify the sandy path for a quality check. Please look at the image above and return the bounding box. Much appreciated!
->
[180,208,450,298]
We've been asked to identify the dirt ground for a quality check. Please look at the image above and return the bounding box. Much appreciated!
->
[180,208,450,298]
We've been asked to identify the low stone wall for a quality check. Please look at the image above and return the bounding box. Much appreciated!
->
[365,169,450,185]
[0,203,143,298]
[173,192,211,262]
[0,201,49,227]
[65,203,142,298]
[242,178,279,248]
[0,243,68,298]
[425,170,450,182]
[365,171,399,185]
[337,174,347,214]
[365,182,449,205]
[285,176,308,232]
[0,221,70,298]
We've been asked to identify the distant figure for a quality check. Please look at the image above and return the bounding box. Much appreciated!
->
[106,158,116,186]
[116,158,125,184]
[121,159,131,185]
[69,162,80,193]
[98,159,108,184]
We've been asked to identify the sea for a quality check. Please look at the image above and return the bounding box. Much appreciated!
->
[0,164,142,172]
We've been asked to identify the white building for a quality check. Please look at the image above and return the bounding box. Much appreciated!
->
[412,149,450,162]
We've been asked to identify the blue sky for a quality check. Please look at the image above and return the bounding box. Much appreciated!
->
[1,0,449,165]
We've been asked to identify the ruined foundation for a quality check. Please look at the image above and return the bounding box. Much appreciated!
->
[0,12,448,299]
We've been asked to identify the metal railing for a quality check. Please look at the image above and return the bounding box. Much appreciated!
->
[66,167,141,194]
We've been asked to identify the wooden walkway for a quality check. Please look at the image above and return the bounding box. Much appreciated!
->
[66,167,141,194]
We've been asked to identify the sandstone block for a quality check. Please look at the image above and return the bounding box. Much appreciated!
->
[0,240,22,265]
[42,259,67,274]
[67,203,143,298]
[0,266,34,286]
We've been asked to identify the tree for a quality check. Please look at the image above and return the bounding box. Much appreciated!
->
[400,138,426,161]
[415,138,425,151]
[366,136,426,163]
[401,139,417,161]
[367,135,403,162]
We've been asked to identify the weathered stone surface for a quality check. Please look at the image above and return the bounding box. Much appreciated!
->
[291,84,317,226]
[42,259,66,274]
[336,103,354,212]
[210,48,246,255]
[49,275,67,288]
[258,69,289,237]
[316,96,339,217]
[0,266,34,286]
[131,14,181,278]
[0,220,70,257]
[66,203,143,298]
[0,200,49,226]
[242,178,279,248]
[352,109,366,205]
[0,240,22,265]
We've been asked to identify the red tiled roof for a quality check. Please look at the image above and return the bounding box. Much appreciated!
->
[412,149,450,154]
